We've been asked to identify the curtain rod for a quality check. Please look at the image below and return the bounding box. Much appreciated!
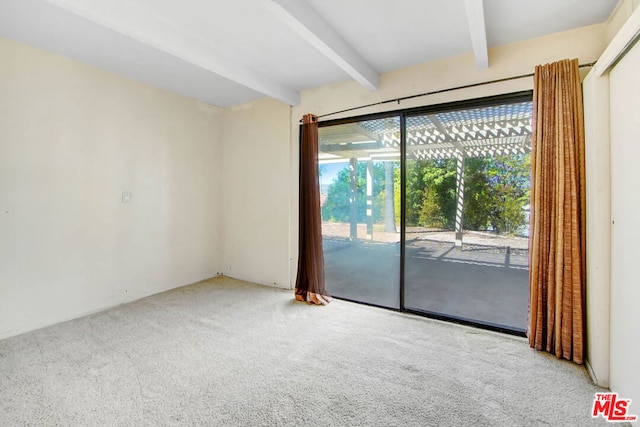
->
[302,62,596,121]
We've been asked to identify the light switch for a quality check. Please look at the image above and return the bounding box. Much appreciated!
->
[121,191,132,204]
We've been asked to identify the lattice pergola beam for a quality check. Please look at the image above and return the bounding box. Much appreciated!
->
[406,124,531,146]
[319,141,382,153]
[319,137,531,162]
[408,135,532,160]
[412,146,531,160]
[318,101,534,162]
[424,113,453,143]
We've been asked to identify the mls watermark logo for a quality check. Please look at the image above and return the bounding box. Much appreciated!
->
[592,392,637,422]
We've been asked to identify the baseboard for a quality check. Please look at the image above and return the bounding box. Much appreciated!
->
[0,275,218,341]
[0,302,124,341]
[585,358,610,390]
[221,273,291,290]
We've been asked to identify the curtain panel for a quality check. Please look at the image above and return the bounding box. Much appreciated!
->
[295,114,331,305]
[529,59,586,364]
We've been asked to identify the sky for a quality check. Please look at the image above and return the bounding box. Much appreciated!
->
[319,162,349,187]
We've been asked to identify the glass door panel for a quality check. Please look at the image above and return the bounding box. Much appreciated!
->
[403,101,533,331]
[319,117,401,309]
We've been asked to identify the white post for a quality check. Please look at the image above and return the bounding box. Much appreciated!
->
[454,151,465,248]
[384,161,397,233]
[366,160,374,240]
[349,158,358,242]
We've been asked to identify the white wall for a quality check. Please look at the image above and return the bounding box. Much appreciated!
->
[221,98,292,288]
[583,70,611,387]
[609,35,640,408]
[0,37,223,339]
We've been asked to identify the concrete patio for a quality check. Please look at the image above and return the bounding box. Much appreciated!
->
[323,227,529,332]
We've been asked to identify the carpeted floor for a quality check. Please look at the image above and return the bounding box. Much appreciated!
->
[0,276,609,426]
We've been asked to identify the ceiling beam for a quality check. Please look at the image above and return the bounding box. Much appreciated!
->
[427,114,454,142]
[41,0,300,105]
[266,0,379,91]
[464,0,489,69]
[192,51,300,106]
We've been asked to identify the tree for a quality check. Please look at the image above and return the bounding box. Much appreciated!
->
[463,157,492,230]
[482,154,530,234]
[405,154,530,234]
[321,161,387,223]
[459,154,530,234]
[405,159,456,228]
[324,153,530,236]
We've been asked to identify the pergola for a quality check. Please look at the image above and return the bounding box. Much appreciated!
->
[318,101,533,247]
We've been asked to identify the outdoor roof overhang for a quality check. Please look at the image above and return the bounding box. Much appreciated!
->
[318,101,533,162]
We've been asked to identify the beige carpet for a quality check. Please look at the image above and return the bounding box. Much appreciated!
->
[0,276,608,426]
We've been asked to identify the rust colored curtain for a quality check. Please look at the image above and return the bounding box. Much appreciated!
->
[295,114,331,305]
[529,59,586,364]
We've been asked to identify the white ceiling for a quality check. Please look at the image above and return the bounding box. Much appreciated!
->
[0,0,618,107]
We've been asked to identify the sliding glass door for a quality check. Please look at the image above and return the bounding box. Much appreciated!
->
[317,93,532,333]
[318,117,401,309]
[403,100,532,331]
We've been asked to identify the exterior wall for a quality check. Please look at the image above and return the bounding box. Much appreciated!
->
[0,37,223,339]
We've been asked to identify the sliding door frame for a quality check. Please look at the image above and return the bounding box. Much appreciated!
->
[317,90,533,336]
